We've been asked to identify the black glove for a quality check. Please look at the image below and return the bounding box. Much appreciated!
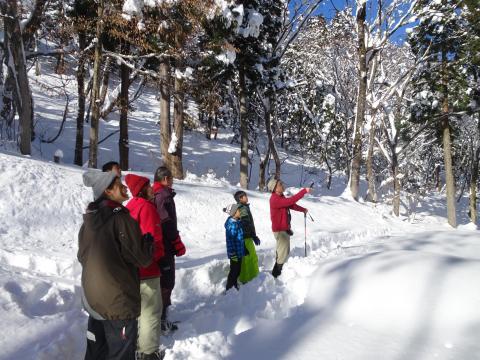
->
[143,232,154,243]
[286,229,294,236]
[253,236,261,246]
[158,257,172,272]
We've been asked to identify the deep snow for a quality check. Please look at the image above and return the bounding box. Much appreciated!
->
[0,149,479,360]
[0,62,479,360]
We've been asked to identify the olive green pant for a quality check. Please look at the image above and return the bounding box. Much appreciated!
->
[138,277,162,355]
[273,231,291,265]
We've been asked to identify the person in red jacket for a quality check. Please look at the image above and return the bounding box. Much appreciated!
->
[125,174,165,360]
[267,177,311,278]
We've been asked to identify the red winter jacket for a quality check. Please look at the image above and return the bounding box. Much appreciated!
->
[270,189,307,232]
[126,197,165,279]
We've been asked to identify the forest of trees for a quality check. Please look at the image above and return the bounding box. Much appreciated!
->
[0,0,479,227]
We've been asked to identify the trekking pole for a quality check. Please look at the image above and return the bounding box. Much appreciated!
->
[304,212,307,257]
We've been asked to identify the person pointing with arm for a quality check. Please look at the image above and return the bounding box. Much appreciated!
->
[267,177,311,278]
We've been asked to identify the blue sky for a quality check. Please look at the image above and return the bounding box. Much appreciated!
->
[289,0,413,44]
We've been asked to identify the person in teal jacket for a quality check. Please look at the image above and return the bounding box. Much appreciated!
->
[234,191,260,283]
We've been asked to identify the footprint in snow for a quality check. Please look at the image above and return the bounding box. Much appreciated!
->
[4,280,75,318]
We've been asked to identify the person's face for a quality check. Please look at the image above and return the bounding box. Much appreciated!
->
[111,165,122,177]
[105,177,129,203]
[239,195,248,204]
[145,184,154,200]
[275,181,285,194]
[161,176,173,188]
[233,209,241,219]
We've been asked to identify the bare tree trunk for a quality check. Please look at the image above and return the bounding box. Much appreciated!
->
[119,44,130,171]
[74,30,87,166]
[206,115,212,140]
[440,50,456,228]
[88,0,104,168]
[442,113,457,227]
[350,1,367,201]
[171,69,184,179]
[35,31,41,76]
[366,118,377,202]
[324,151,333,190]
[392,153,401,216]
[55,5,65,74]
[3,1,33,155]
[99,57,112,107]
[259,145,271,191]
[239,67,249,189]
[159,60,172,167]
[265,93,281,179]
[469,145,479,224]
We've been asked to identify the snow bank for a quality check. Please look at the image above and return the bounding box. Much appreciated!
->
[0,150,479,359]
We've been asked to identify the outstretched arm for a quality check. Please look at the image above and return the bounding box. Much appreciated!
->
[270,188,308,209]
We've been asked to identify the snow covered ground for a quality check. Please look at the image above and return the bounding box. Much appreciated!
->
[0,64,479,359]
[0,148,479,360]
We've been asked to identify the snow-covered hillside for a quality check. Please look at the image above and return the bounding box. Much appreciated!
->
[0,149,479,360]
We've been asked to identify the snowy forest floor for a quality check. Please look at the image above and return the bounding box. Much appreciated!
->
[0,150,479,360]
[0,64,479,359]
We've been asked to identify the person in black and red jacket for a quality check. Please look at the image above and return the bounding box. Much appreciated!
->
[152,166,186,333]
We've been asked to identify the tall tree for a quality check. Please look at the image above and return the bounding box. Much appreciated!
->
[88,0,105,168]
[349,0,419,200]
[1,0,33,155]
[409,0,470,227]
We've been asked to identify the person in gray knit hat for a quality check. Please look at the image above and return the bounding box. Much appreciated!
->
[223,203,244,291]
[224,203,241,217]
[83,169,118,200]
[78,169,154,360]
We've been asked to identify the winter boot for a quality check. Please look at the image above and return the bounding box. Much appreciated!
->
[271,262,283,278]
[138,350,166,360]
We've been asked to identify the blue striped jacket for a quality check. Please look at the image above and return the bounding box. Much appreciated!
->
[224,217,245,260]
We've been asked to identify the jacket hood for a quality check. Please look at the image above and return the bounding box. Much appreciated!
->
[224,216,238,228]
[83,200,125,231]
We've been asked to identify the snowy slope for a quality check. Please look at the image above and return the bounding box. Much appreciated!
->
[0,151,479,360]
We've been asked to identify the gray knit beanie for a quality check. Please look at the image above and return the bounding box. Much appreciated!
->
[267,177,279,192]
[223,203,241,217]
[83,169,117,200]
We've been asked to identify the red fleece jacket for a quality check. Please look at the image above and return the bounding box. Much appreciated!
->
[126,197,165,279]
[269,189,307,232]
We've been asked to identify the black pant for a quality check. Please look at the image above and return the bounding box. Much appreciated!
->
[159,255,175,319]
[85,316,137,360]
[226,258,242,291]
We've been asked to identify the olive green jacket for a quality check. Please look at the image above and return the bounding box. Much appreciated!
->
[238,203,257,239]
